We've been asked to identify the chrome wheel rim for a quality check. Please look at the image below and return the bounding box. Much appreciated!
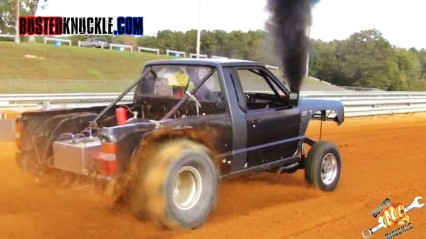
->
[320,153,338,185]
[172,166,202,210]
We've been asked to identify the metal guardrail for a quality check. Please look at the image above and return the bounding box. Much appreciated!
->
[1,91,426,117]
[1,91,426,142]
[0,34,16,39]
[300,91,426,117]
[0,93,133,111]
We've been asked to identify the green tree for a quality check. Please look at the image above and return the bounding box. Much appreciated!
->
[211,30,227,56]
[114,35,138,50]
[418,49,426,79]
[336,29,401,90]
[0,0,42,34]
[21,0,42,16]
[246,30,267,61]
[155,30,178,54]
[309,40,344,85]
[224,31,248,58]
[0,0,17,34]
[183,29,197,54]
[200,30,217,55]
[395,49,422,90]
[171,31,185,52]
[137,35,159,48]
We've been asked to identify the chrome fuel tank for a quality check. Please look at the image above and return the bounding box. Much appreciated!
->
[53,138,101,175]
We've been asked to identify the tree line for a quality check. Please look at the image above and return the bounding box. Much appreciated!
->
[113,29,426,90]
[66,29,274,62]
[310,29,426,91]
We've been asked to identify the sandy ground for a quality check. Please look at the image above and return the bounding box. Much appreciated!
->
[1,113,426,239]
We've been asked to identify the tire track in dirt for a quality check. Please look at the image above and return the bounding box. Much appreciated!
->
[173,196,368,239]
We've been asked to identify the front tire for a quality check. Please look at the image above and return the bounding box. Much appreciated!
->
[131,139,218,229]
[305,141,341,191]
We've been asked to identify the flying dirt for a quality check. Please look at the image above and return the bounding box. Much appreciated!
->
[1,113,425,239]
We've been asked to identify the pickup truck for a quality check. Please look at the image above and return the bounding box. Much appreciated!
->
[78,38,109,48]
[15,59,344,229]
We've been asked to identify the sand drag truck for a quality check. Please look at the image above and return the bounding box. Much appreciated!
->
[15,59,344,229]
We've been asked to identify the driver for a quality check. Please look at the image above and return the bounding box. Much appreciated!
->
[168,71,190,98]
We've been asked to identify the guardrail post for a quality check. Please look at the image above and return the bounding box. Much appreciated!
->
[42,101,50,110]
[0,112,15,142]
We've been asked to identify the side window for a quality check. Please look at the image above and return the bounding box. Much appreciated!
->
[236,69,287,110]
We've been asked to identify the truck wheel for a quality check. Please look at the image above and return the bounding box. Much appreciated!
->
[305,141,341,191]
[131,139,218,229]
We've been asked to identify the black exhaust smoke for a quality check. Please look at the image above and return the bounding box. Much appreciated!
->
[266,0,319,93]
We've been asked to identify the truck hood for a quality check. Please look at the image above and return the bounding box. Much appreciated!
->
[299,98,344,125]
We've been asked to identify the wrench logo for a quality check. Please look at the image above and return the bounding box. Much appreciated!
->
[362,196,424,238]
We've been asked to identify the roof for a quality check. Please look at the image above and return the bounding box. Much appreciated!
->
[145,58,264,68]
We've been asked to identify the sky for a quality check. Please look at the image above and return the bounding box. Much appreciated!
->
[38,0,426,50]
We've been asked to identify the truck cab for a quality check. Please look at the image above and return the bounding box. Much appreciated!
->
[96,59,309,177]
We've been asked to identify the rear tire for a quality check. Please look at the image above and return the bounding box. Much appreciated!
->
[304,141,341,191]
[130,139,218,229]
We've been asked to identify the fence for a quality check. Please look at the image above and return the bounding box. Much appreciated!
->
[77,41,108,48]
[138,47,160,54]
[189,53,208,58]
[166,49,186,57]
[44,37,72,46]
[109,43,133,52]
[0,34,16,40]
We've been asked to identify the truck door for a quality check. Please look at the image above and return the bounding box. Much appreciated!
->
[233,67,301,167]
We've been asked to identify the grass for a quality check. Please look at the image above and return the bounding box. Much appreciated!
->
[0,79,137,93]
[0,42,171,93]
[0,42,340,93]
[0,42,170,80]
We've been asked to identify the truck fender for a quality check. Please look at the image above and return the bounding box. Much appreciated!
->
[298,98,345,136]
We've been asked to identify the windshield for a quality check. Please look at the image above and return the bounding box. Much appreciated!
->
[139,65,219,99]
[130,64,224,120]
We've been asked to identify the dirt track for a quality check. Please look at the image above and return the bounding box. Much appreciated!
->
[1,113,426,239]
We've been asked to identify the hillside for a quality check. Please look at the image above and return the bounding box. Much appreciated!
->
[0,42,170,80]
[0,42,344,93]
